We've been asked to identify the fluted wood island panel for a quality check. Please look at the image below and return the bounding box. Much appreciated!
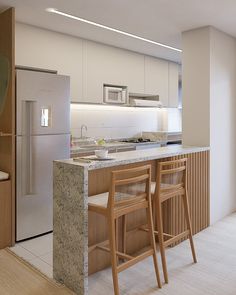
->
[88,150,209,274]
[53,145,209,295]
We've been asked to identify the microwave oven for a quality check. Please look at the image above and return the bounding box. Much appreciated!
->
[103,85,128,104]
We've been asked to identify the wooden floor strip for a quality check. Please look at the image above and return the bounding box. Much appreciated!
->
[0,249,74,295]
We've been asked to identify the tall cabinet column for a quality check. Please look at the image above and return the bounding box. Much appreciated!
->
[0,7,15,248]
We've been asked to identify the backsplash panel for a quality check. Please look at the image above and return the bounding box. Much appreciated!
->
[70,104,182,139]
[167,108,182,132]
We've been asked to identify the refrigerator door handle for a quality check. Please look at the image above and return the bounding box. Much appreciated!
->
[24,100,36,195]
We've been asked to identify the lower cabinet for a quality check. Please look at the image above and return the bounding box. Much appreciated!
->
[115,147,136,153]
[135,143,161,150]
[0,180,12,249]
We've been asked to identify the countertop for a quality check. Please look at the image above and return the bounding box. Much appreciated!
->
[70,140,165,155]
[58,145,210,171]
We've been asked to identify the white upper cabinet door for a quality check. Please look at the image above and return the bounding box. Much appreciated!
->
[82,41,104,103]
[123,51,144,94]
[168,62,179,108]
[15,24,83,103]
[144,56,169,106]
[83,41,144,103]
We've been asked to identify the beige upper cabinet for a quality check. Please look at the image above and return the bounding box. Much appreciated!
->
[83,41,144,103]
[144,57,179,108]
[168,62,179,108]
[81,40,179,106]
[144,56,169,106]
[15,23,84,103]
[123,51,144,94]
[82,41,104,103]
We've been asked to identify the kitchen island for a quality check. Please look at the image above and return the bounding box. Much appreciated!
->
[53,145,209,295]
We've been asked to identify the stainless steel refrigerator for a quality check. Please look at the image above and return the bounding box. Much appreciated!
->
[16,69,70,241]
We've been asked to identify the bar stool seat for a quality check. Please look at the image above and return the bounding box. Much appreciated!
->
[88,192,108,207]
[88,165,162,295]
[88,192,134,208]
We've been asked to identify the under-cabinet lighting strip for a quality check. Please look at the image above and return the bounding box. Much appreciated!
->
[46,8,182,53]
[70,103,165,112]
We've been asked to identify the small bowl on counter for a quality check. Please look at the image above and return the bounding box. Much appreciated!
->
[95,149,108,159]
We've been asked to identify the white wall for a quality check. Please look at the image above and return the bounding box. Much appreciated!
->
[70,104,166,139]
[166,108,182,132]
[182,27,210,146]
[182,26,236,224]
[210,28,236,224]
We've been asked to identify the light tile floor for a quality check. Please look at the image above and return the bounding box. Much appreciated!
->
[10,233,53,278]
[9,214,236,295]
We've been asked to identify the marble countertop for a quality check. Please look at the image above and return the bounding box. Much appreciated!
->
[58,145,210,171]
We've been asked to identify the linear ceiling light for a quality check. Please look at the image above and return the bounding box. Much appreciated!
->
[46,8,182,52]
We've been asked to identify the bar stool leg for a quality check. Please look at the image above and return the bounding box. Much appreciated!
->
[108,216,120,295]
[146,203,162,288]
[182,190,197,263]
[122,215,127,254]
[115,218,119,264]
[156,197,169,284]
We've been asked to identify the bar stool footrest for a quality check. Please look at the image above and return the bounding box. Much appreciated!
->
[97,245,134,261]
[164,230,190,247]
[117,249,154,273]
[88,239,109,253]
[139,225,174,239]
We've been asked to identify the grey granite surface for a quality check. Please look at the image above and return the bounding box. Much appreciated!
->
[65,145,210,171]
[53,144,209,295]
[53,162,88,294]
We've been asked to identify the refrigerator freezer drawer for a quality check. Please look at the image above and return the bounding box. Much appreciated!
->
[16,133,70,241]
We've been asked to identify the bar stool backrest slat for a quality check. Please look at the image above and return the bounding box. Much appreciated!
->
[108,165,151,210]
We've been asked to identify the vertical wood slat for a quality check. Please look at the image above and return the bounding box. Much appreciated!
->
[162,151,210,244]
[0,180,11,248]
[0,7,15,248]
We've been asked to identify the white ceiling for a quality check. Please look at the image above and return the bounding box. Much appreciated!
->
[1,0,236,63]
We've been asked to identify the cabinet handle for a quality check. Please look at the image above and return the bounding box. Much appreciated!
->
[24,100,36,195]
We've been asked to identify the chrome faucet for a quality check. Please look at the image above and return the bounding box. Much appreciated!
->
[80,124,88,138]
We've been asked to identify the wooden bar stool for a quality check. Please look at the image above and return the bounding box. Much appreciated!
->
[151,158,197,284]
[88,165,162,295]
